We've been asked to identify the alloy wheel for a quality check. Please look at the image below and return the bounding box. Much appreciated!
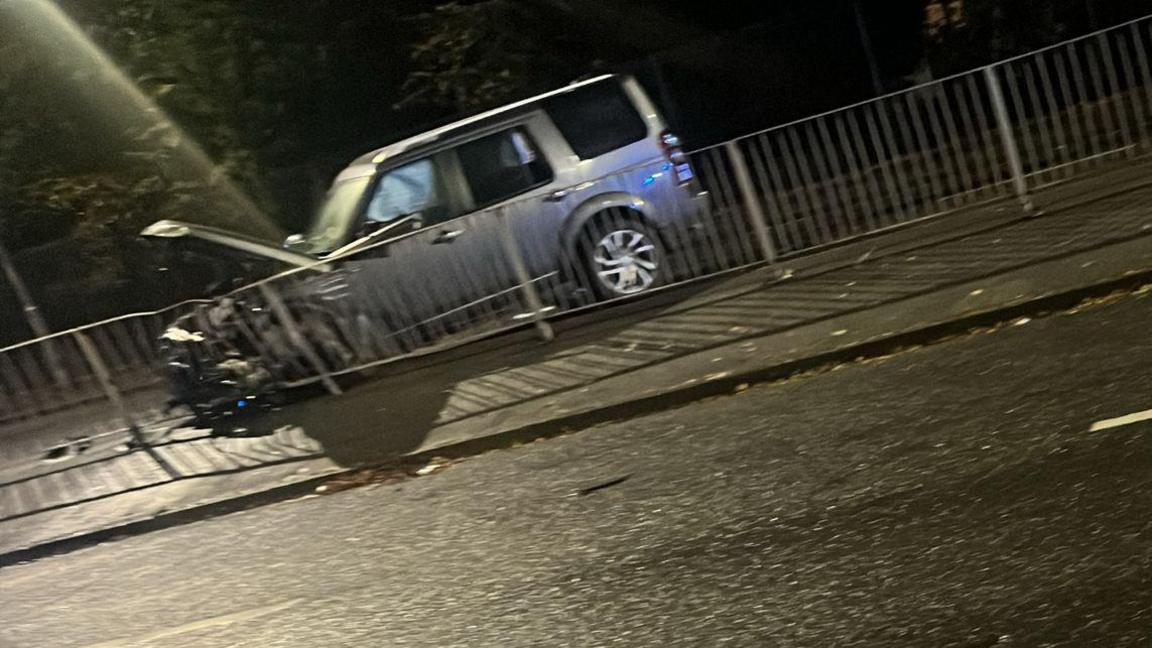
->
[591,228,661,296]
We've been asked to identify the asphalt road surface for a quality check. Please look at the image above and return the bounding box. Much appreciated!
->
[2,289,1151,647]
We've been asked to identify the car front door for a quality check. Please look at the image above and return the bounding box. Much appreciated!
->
[323,151,480,352]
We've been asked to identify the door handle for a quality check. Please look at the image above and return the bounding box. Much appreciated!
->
[431,229,463,244]
[544,189,569,203]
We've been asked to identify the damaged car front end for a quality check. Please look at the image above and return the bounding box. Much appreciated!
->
[142,217,412,436]
[143,220,336,435]
[160,301,286,435]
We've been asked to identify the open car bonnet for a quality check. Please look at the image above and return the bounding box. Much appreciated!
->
[140,220,327,270]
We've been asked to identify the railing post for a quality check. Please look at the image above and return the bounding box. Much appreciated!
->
[72,329,178,479]
[725,140,778,265]
[495,207,555,342]
[984,65,1037,214]
[257,283,343,396]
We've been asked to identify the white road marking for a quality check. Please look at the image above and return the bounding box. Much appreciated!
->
[78,598,303,647]
[1089,408,1152,432]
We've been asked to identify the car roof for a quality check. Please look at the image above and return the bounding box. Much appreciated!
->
[349,74,618,168]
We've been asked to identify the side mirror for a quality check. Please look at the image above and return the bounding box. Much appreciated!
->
[322,214,423,260]
[355,220,385,241]
[283,233,312,254]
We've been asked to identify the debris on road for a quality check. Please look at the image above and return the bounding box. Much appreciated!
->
[316,457,456,495]
[41,437,93,463]
[572,474,631,497]
[416,462,444,476]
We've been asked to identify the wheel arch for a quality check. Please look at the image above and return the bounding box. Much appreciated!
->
[559,191,657,254]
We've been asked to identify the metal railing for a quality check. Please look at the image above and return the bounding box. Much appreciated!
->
[6,14,1152,432]
[0,302,203,425]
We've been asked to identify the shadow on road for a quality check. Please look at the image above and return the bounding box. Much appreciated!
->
[257,276,738,466]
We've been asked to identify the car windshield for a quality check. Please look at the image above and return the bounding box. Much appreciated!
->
[304,175,373,253]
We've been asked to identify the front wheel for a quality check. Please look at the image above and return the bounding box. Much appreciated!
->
[581,219,668,300]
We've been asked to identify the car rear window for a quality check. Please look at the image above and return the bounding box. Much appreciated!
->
[544,80,648,160]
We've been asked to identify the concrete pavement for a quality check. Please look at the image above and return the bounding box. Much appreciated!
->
[2,276,1150,647]
[4,161,1152,560]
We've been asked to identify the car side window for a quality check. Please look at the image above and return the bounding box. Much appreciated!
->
[456,127,553,209]
[365,157,454,226]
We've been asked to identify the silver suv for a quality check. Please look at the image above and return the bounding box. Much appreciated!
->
[144,74,705,429]
[299,73,701,294]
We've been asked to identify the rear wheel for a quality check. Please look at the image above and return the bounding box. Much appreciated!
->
[580,217,667,300]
